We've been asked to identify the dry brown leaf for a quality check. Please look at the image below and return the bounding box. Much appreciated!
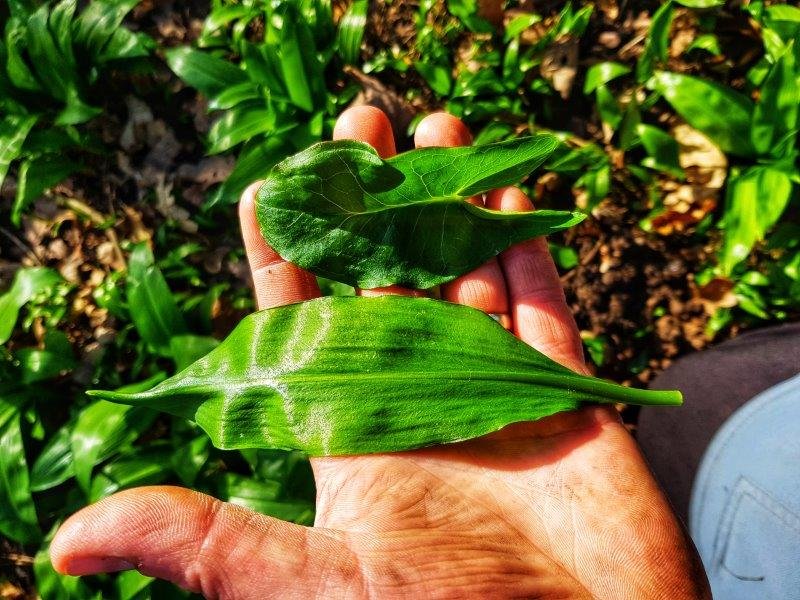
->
[695,277,737,314]
[596,0,619,21]
[650,124,728,235]
[0,580,26,600]
[674,124,727,189]
[540,36,579,99]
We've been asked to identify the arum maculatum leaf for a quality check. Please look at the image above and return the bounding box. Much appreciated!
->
[90,296,682,456]
[255,136,585,289]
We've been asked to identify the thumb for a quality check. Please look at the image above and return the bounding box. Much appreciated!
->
[50,486,354,598]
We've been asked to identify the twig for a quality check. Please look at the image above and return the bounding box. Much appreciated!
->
[0,226,41,266]
[0,552,34,566]
[56,195,127,271]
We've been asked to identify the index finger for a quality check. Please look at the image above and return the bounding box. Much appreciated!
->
[239,182,321,310]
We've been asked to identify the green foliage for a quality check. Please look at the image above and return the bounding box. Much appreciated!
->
[256,136,583,288]
[0,0,153,223]
[91,296,681,456]
[166,0,360,207]
[0,267,62,344]
[0,243,315,598]
[2,2,800,597]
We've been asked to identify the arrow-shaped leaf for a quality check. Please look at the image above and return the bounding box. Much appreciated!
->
[256,136,584,289]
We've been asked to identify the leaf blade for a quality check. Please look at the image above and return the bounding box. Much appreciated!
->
[256,136,583,288]
[647,71,755,157]
[90,296,682,457]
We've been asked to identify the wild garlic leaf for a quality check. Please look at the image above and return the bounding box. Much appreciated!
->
[256,136,585,289]
[90,296,682,457]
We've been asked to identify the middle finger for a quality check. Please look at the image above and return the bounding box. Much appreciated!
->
[415,113,510,326]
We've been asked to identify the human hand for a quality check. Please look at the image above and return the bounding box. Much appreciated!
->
[51,108,710,599]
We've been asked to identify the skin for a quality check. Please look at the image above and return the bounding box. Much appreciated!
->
[50,108,711,599]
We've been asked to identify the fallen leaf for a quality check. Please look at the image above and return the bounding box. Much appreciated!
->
[694,276,737,314]
[541,36,579,99]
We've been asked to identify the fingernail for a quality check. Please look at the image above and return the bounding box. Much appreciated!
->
[63,556,135,575]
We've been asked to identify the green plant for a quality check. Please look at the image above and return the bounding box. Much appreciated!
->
[166,0,365,207]
[91,296,681,456]
[256,136,583,288]
[0,0,153,223]
[0,245,314,598]
[640,6,799,325]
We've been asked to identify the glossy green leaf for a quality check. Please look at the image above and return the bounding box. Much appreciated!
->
[720,166,793,275]
[0,114,38,192]
[751,47,799,157]
[637,123,684,178]
[207,137,288,207]
[584,61,631,94]
[12,153,81,225]
[217,472,314,524]
[89,446,173,502]
[127,243,187,355]
[618,95,641,151]
[116,570,154,600]
[90,296,682,456]
[30,424,74,492]
[4,17,42,92]
[504,13,541,41]
[169,334,220,371]
[686,33,721,55]
[241,42,288,100]
[207,106,276,155]
[256,136,583,289]
[0,267,61,345]
[24,0,78,102]
[595,85,623,130]
[171,434,210,486]
[557,4,593,37]
[416,60,453,96]
[637,1,673,83]
[647,71,755,156]
[0,398,40,544]
[337,0,368,64]
[165,47,249,99]
[207,81,261,111]
[16,331,77,384]
[548,243,579,269]
[763,5,800,45]
[673,0,724,7]
[71,399,157,494]
[275,15,314,111]
[71,0,151,63]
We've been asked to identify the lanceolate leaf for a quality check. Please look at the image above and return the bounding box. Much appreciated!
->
[0,398,40,544]
[647,71,755,157]
[751,47,799,157]
[0,267,62,345]
[126,243,187,356]
[256,136,584,289]
[720,166,793,275]
[71,400,157,493]
[90,296,682,457]
[636,1,674,83]
[337,0,368,64]
[0,114,38,192]
[165,47,249,99]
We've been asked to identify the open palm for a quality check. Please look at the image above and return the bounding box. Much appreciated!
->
[51,108,709,599]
